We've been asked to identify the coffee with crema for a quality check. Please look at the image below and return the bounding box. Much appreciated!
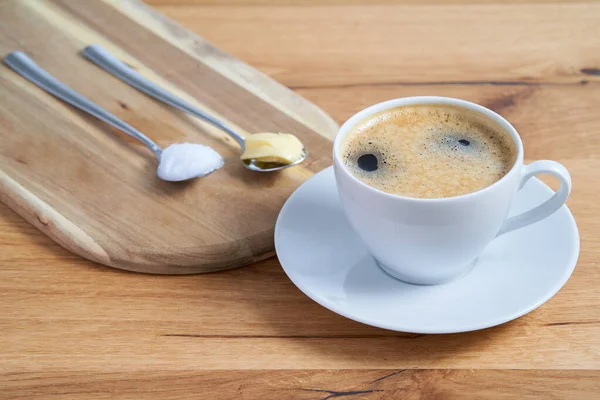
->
[341,104,517,199]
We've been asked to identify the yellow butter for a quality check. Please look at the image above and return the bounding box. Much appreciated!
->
[240,133,304,164]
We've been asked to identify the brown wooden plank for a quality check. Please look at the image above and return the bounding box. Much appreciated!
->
[2,370,600,399]
[155,2,600,87]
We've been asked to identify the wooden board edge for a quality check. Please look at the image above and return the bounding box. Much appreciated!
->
[0,171,111,266]
[0,171,273,275]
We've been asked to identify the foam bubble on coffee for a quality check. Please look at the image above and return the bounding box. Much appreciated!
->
[341,104,516,199]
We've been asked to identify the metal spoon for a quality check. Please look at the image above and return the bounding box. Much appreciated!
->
[81,44,308,172]
[3,51,222,181]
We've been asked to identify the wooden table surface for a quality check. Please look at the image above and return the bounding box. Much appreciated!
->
[2,0,599,398]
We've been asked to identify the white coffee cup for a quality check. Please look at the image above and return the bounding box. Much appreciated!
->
[333,97,571,285]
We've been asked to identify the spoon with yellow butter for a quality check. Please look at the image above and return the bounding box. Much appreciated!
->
[82,45,308,173]
[240,132,307,172]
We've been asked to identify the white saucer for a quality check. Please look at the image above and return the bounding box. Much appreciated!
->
[275,167,579,333]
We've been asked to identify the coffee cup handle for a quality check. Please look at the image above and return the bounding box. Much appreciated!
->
[497,160,572,236]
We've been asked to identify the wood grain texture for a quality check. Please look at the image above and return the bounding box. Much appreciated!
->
[0,0,336,274]
[159,2,600,87]
[3,370,600,399]
[1,0,599,398]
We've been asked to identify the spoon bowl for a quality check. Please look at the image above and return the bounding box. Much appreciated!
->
[243,148,309,172]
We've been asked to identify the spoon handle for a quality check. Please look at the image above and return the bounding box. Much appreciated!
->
[3,51,162,158]
[82,44,246,149]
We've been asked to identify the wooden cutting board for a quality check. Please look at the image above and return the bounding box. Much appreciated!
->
[0,0,337,274]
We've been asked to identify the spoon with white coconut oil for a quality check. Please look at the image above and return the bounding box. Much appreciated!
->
[82,45,308,172]
[3,51,223,182]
